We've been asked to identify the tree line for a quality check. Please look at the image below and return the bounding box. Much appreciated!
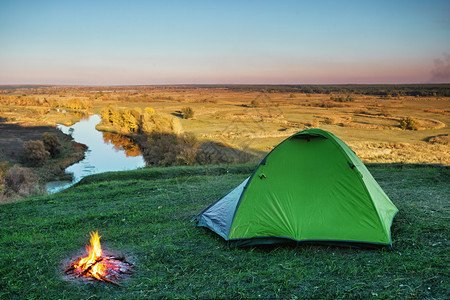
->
[0,95,92,111]
[221,84,450,97]
[100,105,182,134]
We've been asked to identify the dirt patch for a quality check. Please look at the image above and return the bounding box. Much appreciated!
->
[0,123,60,162]
[314,115,353,126]
[424,109,450,114]
[201,127,302,139]
[425,134,450,145]
[215,113,287,124]
[416,118,446,130]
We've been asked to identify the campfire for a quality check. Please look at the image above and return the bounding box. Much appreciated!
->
[65,231,133,286]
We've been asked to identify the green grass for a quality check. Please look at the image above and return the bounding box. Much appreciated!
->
[0,164,448,299]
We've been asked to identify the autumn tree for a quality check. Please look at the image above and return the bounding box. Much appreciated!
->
[42,133,62,158]
[22,140,50,166]
[400,117,419,130]
[181,107,194,119]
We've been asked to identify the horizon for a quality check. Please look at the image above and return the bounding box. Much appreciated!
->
[1,0,449,85]
[1,82,450,88]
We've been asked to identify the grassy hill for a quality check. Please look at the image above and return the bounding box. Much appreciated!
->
[0,164,448,298]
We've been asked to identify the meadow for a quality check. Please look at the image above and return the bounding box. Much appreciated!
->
[0,164,448,298]
[1,85,449,167]
[0,85,448,298]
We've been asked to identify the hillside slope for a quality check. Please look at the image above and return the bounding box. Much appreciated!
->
[0,164,448,298]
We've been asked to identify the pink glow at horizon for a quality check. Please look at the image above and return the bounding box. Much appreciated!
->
[0,0,449,85]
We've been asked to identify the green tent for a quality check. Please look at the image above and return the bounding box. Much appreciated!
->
[193,129,398,247]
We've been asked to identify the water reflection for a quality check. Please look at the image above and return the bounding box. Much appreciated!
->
[46,114,146,193]
[103,132,142,157]
[73,111,90,120]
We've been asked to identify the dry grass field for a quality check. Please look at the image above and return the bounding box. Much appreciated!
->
[1,86,449,166]
[88,87,449,165]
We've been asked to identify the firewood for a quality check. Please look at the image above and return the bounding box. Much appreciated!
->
[65,265,75,273]
[76,258,103,278]
[97,273,121,286]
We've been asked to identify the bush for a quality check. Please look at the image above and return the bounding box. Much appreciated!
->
[141,113,182,134]
[181,107,195,119]
[0,162,7,180]
[143,132,183,167]
[101,105,113,123]
[379,108,391,117]
[22,140,50,166]
[332,95,354,102]
[144,107,155,116]
[2,165,38,195]
[142,132,207,167]
[42,133,62,158]
[121,110,140,132]
[427,134,449,145]
[400,117,419,130]
[319,101,346,108]
[250,99,260,108]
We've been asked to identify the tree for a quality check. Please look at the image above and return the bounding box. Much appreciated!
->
[400,117,419,130]
[181,107,195,119]
[121,110,139,132]
[101,106,112,123]
[22,140,50,166]
[42,133,62,158]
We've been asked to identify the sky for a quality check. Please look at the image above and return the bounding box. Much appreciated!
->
[0,0,449,85]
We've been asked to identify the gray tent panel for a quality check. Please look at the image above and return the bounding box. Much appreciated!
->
[196,177,249,240]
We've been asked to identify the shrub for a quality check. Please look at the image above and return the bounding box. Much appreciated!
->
[250,99,260,108]
[0,162,8,184]
[143,132,182,167]
[121,109,140,132]
[400,117,419,130]
[143,132,203,167]
[42,133,62,158]
[141,113,182,134]
[181,107,195,119]
[101,106,112,123]
[323,117,338,125]
[353,108,369,115]
[176,134,199,165]
[144,107,155,115]
[334,95,354,102]
[426,134,449,145]
[319,101,346,108]
[379,108,391,117]
[3,165,38,195]
[22,140,50,166]
[196,142,237,165]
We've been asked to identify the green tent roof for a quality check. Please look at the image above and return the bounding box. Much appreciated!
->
[193,129,398,247]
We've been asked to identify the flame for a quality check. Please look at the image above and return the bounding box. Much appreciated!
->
[74,231,105,279]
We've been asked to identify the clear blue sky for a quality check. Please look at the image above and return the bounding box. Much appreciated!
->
[0,0,449,85]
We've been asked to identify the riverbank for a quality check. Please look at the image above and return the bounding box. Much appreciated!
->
[1,109,152,200]
[0,164,447,298]
[49,115,145,192]
[0,121,87,203]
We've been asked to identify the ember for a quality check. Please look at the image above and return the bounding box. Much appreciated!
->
[65,231,133,285]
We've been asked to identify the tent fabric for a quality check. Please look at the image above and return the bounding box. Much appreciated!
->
[193,129,398,247]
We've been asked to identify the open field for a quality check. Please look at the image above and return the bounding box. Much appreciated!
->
[1,85,449,165]
[0,85,449,202]
[0,164,448,298]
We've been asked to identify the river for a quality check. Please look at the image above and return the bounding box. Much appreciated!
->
[46,114,146,193]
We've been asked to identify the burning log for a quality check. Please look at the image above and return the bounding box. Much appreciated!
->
[65,231,133,285]
[76,257,103,278]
